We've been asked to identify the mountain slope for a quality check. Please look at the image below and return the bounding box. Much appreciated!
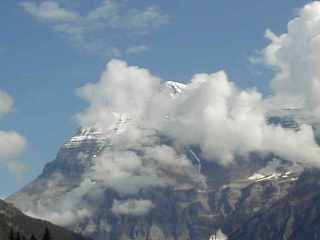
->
[0,198,88,240]
[7,129,304,240]
[6,82,320,240]
[228,169,320,240]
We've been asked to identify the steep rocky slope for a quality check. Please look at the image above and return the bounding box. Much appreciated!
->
[228,169,320,240]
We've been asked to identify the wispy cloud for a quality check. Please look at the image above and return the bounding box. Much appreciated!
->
[20,0,170,56]
[20,1,79,22]
[125,45,149,55]
[111,199,154,216]
[0,90,14,118]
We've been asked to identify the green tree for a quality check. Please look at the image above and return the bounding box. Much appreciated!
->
[16,232,21,240]
[9,228,14,240]
[30,234,37,240]
[41,228,51,240]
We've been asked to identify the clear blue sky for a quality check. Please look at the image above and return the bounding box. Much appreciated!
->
[0,0,310,197]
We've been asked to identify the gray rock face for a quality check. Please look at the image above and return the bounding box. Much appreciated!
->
[228,169,320,240]
[7,127,302,240]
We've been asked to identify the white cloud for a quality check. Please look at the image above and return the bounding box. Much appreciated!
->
[77,59,320,168]
[76,59,161,128]
[0,131,27,175]
[92,150,148,193]
[20,1,79,22]
[27,207,91,227]
[24,177,94,226]
[264,1,320,116]
[0,90,27,176]
[90,146,198,194]
[0,90,14,117]
[125,5,169,29]
[125,45,149,55]
[144,145,191,168]
[159,71,320,166]
[20,0,169,55]
[111,199,154,216]
[76,60,203,194]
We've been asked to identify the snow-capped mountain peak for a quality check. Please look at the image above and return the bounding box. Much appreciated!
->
[162,81,186,98]
[64,114,132,148]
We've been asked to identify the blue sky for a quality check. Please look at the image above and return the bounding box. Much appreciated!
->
[0,0,310,197]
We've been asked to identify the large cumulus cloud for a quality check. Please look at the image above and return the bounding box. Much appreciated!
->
[77,59,320,169]
[264,1,320,116]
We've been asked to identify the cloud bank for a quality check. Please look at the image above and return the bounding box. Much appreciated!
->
[20,0,169,55]
[0,91,27,176]
[77,59,320,169]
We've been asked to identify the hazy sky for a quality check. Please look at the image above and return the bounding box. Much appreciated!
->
[0,0,310,197]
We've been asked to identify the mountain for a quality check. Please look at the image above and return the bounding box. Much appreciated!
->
[228,169,320,240]
[6,81,320,240]
[0,198,88,240]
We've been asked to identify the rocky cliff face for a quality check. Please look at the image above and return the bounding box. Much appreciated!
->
[228,169,320,240]
[6,82,320,240]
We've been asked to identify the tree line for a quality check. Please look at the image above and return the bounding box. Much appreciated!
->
[9,227,51,240]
